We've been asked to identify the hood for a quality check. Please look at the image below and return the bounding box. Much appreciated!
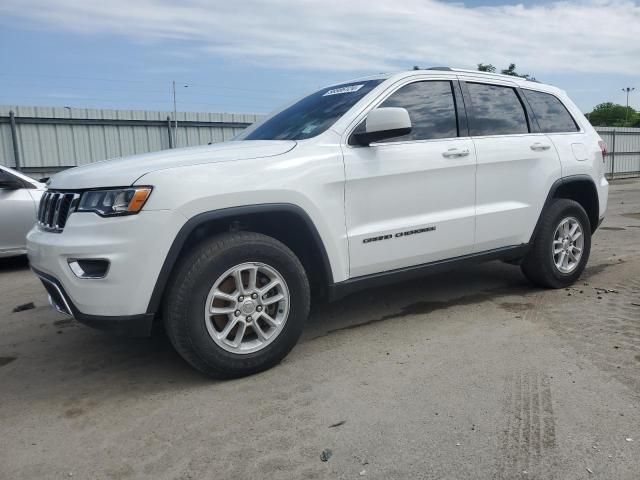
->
[48,140,296,189]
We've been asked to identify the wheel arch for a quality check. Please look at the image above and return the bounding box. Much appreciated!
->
[146,204,333,315]
[530,175,600,244]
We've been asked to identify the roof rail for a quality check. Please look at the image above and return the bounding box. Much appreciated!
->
[449,68,537,83]
[408,67,541,84]
[426,66,453,71]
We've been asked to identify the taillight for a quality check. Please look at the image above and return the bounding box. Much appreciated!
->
[597,140,608,177]
[598,140,607,160]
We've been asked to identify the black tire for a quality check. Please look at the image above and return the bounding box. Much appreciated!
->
[164,231,310,378]
[521,199,591,288]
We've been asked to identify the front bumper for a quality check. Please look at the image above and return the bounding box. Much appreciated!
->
[27,209,184,333]
[34,267,154,336]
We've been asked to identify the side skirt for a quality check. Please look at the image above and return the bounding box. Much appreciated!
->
[327,244,529,302]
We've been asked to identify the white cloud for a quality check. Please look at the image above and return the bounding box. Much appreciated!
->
[1,0,639,75]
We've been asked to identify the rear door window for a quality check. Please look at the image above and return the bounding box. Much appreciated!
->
[466,83,529,136]
[523,89,579,133]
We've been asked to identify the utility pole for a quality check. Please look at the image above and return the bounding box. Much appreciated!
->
[622,87,635,124]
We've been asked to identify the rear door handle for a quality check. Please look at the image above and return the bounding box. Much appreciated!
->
[442,148,470,158]
[530,142,551,151]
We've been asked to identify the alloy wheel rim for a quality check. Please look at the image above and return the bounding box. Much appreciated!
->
[552,216,584,274]
[204,262,290,354]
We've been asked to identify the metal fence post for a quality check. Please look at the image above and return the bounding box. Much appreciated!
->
[9,110,22,171]
[166,116,173,149]
[611,130,616,179]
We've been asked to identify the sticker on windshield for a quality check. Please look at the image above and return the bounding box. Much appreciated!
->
[323,84,364,96]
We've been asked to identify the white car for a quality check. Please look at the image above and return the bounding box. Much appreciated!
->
[27,68,608,377]
[0,165,45,258]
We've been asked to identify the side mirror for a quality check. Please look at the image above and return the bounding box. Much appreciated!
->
[353,107,412,146]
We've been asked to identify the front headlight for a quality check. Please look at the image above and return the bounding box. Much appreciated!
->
[77,187,152,217]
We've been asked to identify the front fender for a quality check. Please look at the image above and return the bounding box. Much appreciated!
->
[146,203,335,315]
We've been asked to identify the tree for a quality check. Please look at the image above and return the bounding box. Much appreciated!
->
[477,62,535,81]
[586,102,638,127]
[477,63,496,73]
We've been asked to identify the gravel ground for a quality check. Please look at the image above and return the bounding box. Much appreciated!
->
[1,179,639,480]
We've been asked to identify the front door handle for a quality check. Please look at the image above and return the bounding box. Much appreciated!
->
[442,148,470,158]
[530,142,551,151]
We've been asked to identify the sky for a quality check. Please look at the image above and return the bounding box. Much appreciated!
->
[0,0,638,115]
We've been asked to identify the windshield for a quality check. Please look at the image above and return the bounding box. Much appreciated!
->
[238,79,384,141]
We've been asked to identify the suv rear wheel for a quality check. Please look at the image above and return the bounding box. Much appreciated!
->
[521,199,591,288]
[164,231,310,378]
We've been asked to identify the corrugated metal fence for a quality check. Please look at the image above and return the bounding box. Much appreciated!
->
[1,106,639,180]
[596,127,640,179]
[0,106,264,178]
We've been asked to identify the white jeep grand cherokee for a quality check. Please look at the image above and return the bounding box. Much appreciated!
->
[27,68,608,378]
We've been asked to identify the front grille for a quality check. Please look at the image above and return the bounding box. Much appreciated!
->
[37,191,80,233]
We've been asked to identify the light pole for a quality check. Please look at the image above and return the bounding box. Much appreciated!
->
[622,87,635,124]
[172,81,177,147]
[172,81,189,148]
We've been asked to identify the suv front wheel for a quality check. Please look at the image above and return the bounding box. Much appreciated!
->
[164,231,310,378]
[521,199,592,288]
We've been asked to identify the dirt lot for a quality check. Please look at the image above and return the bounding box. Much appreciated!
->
[1,179,639,480]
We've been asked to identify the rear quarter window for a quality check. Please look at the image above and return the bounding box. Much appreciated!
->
[523,89,579,133]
